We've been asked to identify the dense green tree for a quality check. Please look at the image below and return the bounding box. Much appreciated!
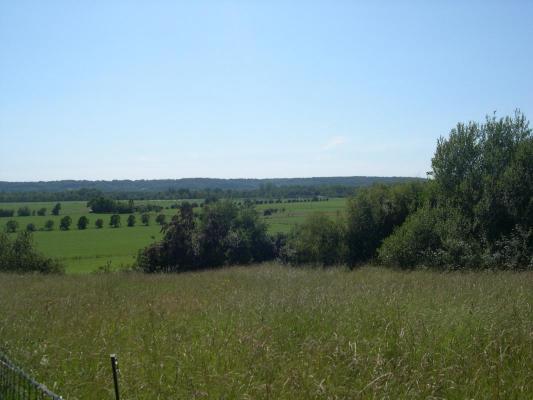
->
[37,207,47,216]
[51,203,61,216]
[60,216,72,230]
[17,206,31,217]
[0,231,64,273]
[141,213,150,226]
[345,182,426,265]
[77,216,89,230]
[0,209,15,218]
[127,214,136,227]
[95,218,104,229]
[155,214,166,225]
[109,214,121,228]
[283,213,346,266]
[380,111,533,269]
[44,220,54,231]
[138,201,274,272]
[5,220,18,233]
[26,223,36,232]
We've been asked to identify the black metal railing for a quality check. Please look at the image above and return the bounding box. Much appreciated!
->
[0,351,62,400]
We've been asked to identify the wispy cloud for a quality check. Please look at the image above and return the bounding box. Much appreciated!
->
[322,136,347,150]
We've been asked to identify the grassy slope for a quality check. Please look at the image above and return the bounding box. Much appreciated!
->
[0,265,531,399]
[1,199,346,272]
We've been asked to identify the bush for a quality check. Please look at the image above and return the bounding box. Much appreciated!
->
[127,215,136,227]
[5,220,18,233]
[37,207,47,216]
[377,207,483,269]
[0,209,15,218]
[44,220,54,231]
[138,202,274,273]
[26,223,36,232]
[345,182,426,265]
[141,213,150,226]
[283,213,346,266]
[95,218,104,229]
[17,206,31,217]
[109,214,121,228]
[155,214,166,226]
[0,231,64,273]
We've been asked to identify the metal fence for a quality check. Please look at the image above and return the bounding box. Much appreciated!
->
[0,351,62,400]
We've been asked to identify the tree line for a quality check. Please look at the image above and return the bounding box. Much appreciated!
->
[1,112,531,273]
[138,112,532,272]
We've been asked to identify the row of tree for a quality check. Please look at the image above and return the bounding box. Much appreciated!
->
[4,213,169,232]
[0,203,61,218]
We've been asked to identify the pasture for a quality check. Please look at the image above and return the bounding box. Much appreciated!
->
[0,199,346,272]
[0,265,531,399]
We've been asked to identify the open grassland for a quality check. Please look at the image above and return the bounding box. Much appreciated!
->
[1,199,346,272]
[0,265,531,399]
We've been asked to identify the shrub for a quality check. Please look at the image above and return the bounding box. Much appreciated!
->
[0,209,15,218]
[5,220,18,233]
[127,215,136,227]
[141,213,150,226]
[17,206,31,217]
[26,223,36,232]
[95,218,104,229]
[109,214,121,228]
[155,214,166,226]
[44,220,54,231]
[283,213,346,266]
[345,182,426,265]
[138,202,274,273]
[0,231,64,273]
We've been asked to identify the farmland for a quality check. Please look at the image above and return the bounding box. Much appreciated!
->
[0,265,531,399]
[0,199,346,273]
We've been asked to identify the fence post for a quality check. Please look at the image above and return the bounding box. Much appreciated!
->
[110,354,120,400]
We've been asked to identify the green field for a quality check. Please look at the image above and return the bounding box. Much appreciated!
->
[0,199,346,272]
[0,265,531,399]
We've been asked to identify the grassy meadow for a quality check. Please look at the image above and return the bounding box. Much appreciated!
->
[0,265,531,399]
[0,199,346,272]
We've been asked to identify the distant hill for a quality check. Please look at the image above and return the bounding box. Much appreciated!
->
[0,177,424,193]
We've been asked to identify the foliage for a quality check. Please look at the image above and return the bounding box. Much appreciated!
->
[59,216,72,231]
[37,207,47,216]
[17,206,31,217]
[345,182,426,265]
[44,220,54,231]
[51,203,61,216]
[0,231,64,273]
[127,215,136,227]
[155,214,166,226]
[87,197,134,214]
[109,214,121,228]
[379,111,532,269]
[77,216,89,230]
[26,223,36,232]
[138,202,274,272]
[141,213,150,226]
[0,209,15,217]
[283,213,346,266]
[5,220,18,233]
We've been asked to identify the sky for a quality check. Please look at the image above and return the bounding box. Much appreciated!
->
[1,1,532,181]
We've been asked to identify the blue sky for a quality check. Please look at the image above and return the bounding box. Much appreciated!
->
[1,1,532,181]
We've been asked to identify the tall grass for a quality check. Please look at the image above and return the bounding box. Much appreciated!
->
[0,265,531,399]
